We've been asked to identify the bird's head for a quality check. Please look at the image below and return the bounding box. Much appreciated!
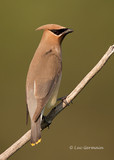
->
[36,24,73,44]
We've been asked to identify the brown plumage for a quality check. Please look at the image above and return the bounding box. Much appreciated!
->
[26,24,73,146]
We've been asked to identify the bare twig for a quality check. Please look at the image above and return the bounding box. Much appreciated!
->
[0,45,114,160]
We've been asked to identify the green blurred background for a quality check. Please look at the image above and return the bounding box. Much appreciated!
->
[0,0,114,159]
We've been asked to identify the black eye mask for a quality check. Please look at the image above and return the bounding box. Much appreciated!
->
[50,28,68,35]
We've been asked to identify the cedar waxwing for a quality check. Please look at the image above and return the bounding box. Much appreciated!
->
[26,24,73,146]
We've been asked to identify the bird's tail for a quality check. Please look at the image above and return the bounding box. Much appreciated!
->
[31,118,41,146]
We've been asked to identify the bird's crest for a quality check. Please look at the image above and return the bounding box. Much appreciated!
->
[36,24,66,31]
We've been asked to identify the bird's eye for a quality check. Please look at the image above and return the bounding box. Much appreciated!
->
[50,28,68,35]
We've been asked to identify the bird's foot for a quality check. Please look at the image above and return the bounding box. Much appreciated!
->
[57,96,73,106]
[57,96,66,102]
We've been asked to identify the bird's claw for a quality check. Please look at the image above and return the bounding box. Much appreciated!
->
[57,96,69,106]
[57,96,73,105]
[57,96,66,101]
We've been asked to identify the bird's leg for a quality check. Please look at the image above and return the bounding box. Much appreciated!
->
[57,96,73,105]
[42,115,51,129]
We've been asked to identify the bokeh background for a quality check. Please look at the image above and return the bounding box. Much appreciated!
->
[0,0,114,159]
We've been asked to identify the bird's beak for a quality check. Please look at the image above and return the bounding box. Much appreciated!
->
[63,28,73,35]
[67,28,73,33]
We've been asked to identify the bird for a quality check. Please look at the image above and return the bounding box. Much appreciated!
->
[26,24,73,146]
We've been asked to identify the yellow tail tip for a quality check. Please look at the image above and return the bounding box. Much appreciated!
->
[31,143,35,146]
[36,138,41,144]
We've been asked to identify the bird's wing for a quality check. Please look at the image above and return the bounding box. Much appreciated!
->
[33,75,59,122]
[26,50,62,122]
[34,78,56,99]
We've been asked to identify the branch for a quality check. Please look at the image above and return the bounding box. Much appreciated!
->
[0,45,114,160]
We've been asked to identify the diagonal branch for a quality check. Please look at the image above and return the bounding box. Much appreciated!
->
[0,45,114,160]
